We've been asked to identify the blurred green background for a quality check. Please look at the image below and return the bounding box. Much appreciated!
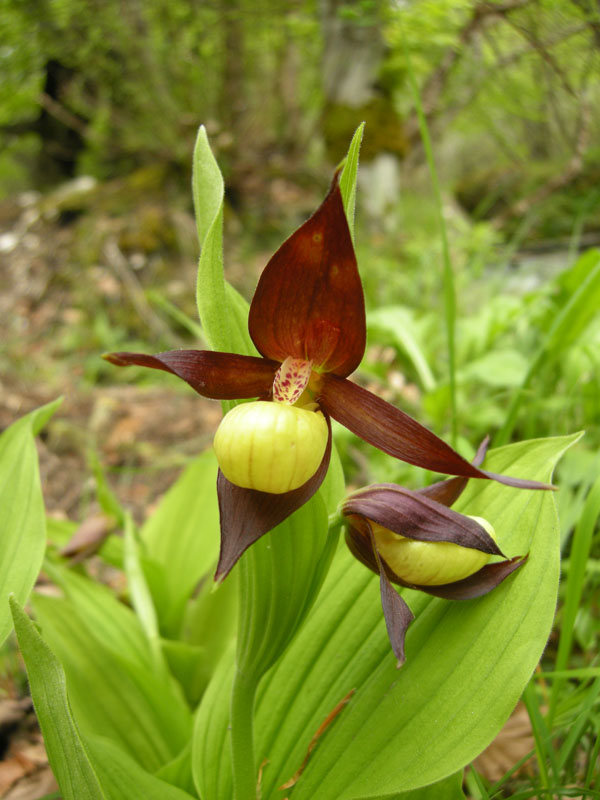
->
[1,0,599,501]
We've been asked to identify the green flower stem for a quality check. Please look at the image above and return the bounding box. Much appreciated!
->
[230,667,259,800]
[328,509,345,535]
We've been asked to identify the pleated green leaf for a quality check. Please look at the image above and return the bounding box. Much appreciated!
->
[194,434,576,799]
[42,561,158,672]
[10,597,105,800]
[236,491,331,680]
[31,566,192,774]
[0,399,61,645]
[192,491,336,799]
[192,645,236,800]
[139,449,220,637]
[13,597,199,800]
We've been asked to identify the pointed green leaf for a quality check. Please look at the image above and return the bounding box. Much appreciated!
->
[547,248,600,349]
[338,122,365,241]
[193,125,256,358]
[272,435,577,799]
[10,597,106,800]
[496,250,600,444]
[0,399,61,645]
[192,125,224,248]
[139,449,221,637]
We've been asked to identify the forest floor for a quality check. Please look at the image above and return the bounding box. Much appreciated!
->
[0,174,225,799]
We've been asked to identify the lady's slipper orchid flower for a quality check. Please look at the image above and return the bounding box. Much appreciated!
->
[105,175,551,581]
[342,443,526,665]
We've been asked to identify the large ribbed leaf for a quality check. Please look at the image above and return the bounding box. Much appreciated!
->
[235,491,331,680]
[193,434,577,798]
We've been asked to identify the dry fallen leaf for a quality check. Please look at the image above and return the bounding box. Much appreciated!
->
[60,513,115,562]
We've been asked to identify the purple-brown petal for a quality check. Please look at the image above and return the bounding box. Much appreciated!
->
[416,435,490,507]
[410,555,528,600]
[345,525,380,578]
[214,417,333,581]
[248,176,366,377]
[368,524,414,668]
[343,487,502,555]
[319,374,554,491]
[103,350,278,399]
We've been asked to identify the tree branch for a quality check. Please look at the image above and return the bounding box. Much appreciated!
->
[406,0,536,144]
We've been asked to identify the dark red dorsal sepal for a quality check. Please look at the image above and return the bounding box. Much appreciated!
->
[248,176,366,378]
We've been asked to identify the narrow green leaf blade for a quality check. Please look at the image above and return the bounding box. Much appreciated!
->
[124,515,163,663]
[367,306,436,391]
[338,122,365,240]
[0,399,62,645]
[192,647,236,800]
[193,125,255,357]
[10,597,106,800]
[192,124,224,247]
[546,249,600,350]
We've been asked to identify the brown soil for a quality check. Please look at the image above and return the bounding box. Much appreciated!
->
[0,176,226,799]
